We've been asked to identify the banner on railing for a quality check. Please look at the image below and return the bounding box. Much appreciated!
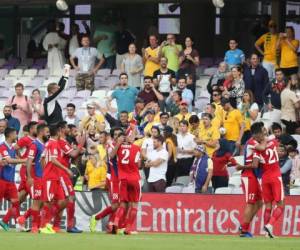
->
[1,191,299,236]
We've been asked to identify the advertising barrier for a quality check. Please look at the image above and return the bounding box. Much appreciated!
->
[1,191,300,236]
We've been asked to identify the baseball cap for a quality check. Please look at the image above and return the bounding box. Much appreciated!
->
[195,145,206,153]
[180,100,188,105]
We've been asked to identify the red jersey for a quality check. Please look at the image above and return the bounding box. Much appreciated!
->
[57,139,73,178]
[43,138,62,180]
[242,137,259,177]
[254,139,281,178]
[17,136,35,159]
[117,143,141,181]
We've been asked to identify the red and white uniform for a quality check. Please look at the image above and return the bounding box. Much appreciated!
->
[42,138,65,202]
[117,143,141,203]
[17,136,35,193]
[241,138,262,204]
[58,139,75,197]
[254,139,284,203]
[106,141,119,203]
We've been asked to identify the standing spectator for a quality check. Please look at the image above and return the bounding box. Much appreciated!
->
[143,35,160,77]
[278,144,292,195]
[43,72,69,126]
[197,113,220,157]
[100,108,129,132]
[224,66,245,108]
[138,76,164,105]
[142,126,161,164]
[277,26,300,77]
[189,145,213,193]
[3,105,20,134]
[164,126,177,186]
[243,53,269,109]
[207,62,228,95]
[153,57,176,98]
[7,83,32,128]
[237,90,259,146]
[79,103,105,133]
[177,77,194,112]
[31,89,44,123]
[178,36,200,97]
[121,43,143,88]
[211,138,237,191]
[255,20,279,79]
[289,147,300,186]
[115,20,135,69]
[264,68,286,111]
[159,34,182,72]
[108,73,139,113]
[166,90,182,116]
[176,120,196,177]
[68,21,90,58]
[70,35,105,91]
[224,38,245,68]
[145,135,169,192]
[221,97,245,154]
[280,74,300,134]
[201,103,221,129]
[0,119,7,143]
[211,89,225,122]
[64,103,80,126]
[43,21,66,76]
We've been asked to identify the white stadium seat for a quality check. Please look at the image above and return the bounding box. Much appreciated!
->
[92,90,107,99]
[9,69,23,77]
[96,69,110,77]
[0,69,8,79]
[76,90,91,99]
[175,176,190,186]
[23,69,38,77]
[38,69,49,77]
[215,187,232,194]
[203,67,217,76]
[231,187,243,194]
[290,188,300,195]
[228,176,241,187]
[165,186,184,193]
[293,178,300,187]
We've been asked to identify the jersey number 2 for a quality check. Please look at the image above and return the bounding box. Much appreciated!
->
[266,148,279,164]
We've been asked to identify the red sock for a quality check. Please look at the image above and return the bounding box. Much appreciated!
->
[51,203,61,218]
[23,208,32,219]
[268,206,284,226]
[3,201,20,224]
[108,211,115,225]
[125,207,138,232]
[67,201,75,229]
[31,210,40,228]
[264,208,272,225]
[95,206,113,221]
[40,205,51,228]
[113,206,126,227]
[241,222,250,232]
[53,214,61,229]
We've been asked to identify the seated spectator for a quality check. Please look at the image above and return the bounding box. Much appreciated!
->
[159,34,182,72]
[138,76,164,105]
[84,152,107,191]
[108,73,139,113]
[237,90,259,147]
[31,89,44,123]
[207,62,228,95]
[189,145,213,193]
[0,119,7,143]
[151,101,162,123]
[164,126,177,186]
[224,66,245,108]
[158,112,170,134]
[211,138,237,191]
[277,26,300,77]
[278,144,292,195]
[271,122,298,149]
[176,77,194,112]
[224,38,245,68]
[7,83,32,128]
[79,103,105,133]
[145,135,169,192]
[64,103,80,126]
[175,100,191,122]
[243,53,269,109]
[121,43,143,88]
[280,74,300,134]
[289,147,300,187]
[176,120,196,177]
[3,105,20,134]
[143,35,160,77]
[189,115,200,137]
[153,57,176,99]
[197,113,220,157]
[221,97,245,154]
[165,90,182,116]
[264,68,286,111]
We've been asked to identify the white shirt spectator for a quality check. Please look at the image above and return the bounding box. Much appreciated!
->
[177,132,196,159]
[147,147,169,183]
[72,47,102,73]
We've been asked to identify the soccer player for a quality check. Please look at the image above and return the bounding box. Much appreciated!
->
[39,125,72,234]
[89,127,123,233]
[0,127,27,231]
[55,121,84,233]
[252,126,285,238]
[16,124,50,233]
[111,133,141,235]
[237,122,265,238]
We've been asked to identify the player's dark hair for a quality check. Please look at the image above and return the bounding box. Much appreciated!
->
[28,121,38,131]
[49,125,59,137]
[4,127,16,138]
[250,122,264,135]
[37,124,48,134]
[68,124,76,130]
[22,124,29,133]
[57,121,68,130]
[153,135,165,144]
[110,127,123,137]
[271,122,282,132]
